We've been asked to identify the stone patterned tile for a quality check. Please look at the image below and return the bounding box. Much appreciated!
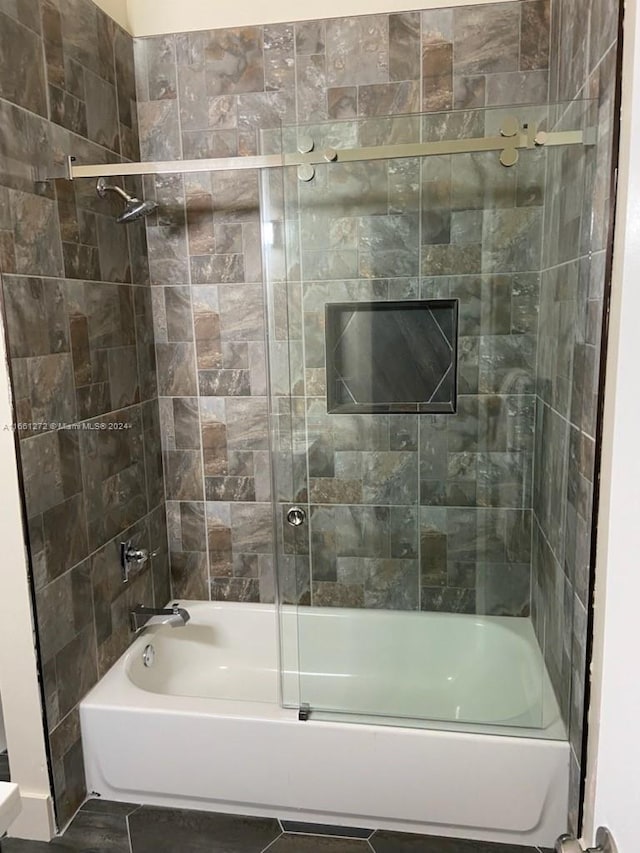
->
[485,70,549,107]
[164,450,205,501]
[60,803,131,851]
[452,4,520,75]
[520,0,551,71]
[0,10,47,116]
[156,342,198,396]
[35,558,92,662]
[358,81,420,117]
[270,835,370,852]
[389,12,420,81]
[171,550,208,599]
[454,75,486,109]
[0,4,150,826]
[422,43,453,111]
[313,581,365,607]
[84,70,119,151]
[325,16,389,86]
[139,99,182,160]
[10,191,64,277]
[371,830,537,851]
[49,708,86,828]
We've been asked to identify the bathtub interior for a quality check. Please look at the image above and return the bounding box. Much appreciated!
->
[281,607,564,736]
[125,601,565,741]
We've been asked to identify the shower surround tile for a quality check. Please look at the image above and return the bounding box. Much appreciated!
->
[533,0,620,832]
[0,0,164,829]
[134,0,550,615]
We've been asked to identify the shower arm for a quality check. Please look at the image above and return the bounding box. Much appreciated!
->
[46,117,594,183]
[98,182,132,202]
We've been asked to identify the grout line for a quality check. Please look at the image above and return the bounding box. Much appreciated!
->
[260,832,284,852]
[34,502,164,592]
[126,809,135,853]
[0,272,170,288]
[169,41,209,603]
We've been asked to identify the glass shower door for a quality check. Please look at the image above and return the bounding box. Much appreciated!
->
[262,104,592,735]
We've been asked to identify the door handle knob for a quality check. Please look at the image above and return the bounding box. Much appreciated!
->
[286,506,306,527]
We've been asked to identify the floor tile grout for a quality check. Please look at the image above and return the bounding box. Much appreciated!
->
[260,832,284,852]
[58,799,551,853]
[125,811,134,853]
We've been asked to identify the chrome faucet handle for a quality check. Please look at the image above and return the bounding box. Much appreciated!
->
[120,541,159,582]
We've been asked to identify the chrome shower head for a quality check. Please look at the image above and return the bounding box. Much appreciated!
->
[96,177,158,224]
[117,197,159,224]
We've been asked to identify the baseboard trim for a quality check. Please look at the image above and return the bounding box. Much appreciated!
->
[7,790,55,841]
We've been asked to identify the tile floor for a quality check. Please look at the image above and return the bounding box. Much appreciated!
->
[0,754,10,784]
[0,799,555,853]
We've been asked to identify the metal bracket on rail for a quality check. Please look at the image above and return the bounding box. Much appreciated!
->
[42,116,591,184]
[298,703,311,722]
[555,827,618,853]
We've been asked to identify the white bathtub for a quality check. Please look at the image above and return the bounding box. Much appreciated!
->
[80,601,569,847]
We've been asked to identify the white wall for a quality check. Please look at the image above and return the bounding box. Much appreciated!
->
[583,0,640,849]
[92,0,130,29]
[126,0,514,37]
[0,321,55,839]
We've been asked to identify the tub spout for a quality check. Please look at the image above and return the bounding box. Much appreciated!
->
[130,603,191,632]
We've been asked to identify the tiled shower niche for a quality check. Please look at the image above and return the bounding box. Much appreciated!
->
[325,299,458,414]
[263,103,592,617]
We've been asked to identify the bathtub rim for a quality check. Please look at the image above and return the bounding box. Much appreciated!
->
[103,599,566,741]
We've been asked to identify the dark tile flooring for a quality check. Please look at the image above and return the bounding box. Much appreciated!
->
[0,799,555,853]
[0,753,10,783]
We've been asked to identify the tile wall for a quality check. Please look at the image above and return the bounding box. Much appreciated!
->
[0,0,619,833]
[0,0,167,827]
[534,0,620,831]
[135,1,551,612]
[265,111,543,613]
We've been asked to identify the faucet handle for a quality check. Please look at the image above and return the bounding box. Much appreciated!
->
[121,541,158,582]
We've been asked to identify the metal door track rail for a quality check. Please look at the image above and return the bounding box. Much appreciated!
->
[52,117,592,182]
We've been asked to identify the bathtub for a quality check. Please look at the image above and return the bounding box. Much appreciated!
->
[80,601,569,847]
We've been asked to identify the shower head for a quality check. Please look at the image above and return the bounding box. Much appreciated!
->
[96,177,158,224]
[117,197,159,224]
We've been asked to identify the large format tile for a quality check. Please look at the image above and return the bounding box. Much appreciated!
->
[79,797,141,816]
[127,806,280,852]
[60,808,130,851]
[1,842,72,853]
[370,831,536,852]
[268,835,370,852]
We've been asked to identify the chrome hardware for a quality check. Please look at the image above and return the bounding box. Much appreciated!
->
[130,603,191,633]
[500,147,519,167]
[297,135,314,153]
[500,116,520,138]
[297,164,315,182]
[142,644,155,667]
[555,827,618,853]
[53,124,587,182]
[323,148,338,162]
[498,116,521,167]
[286,506,307,527]
[120,540,157,582]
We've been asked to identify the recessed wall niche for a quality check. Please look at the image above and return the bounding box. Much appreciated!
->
[325,300,459,415]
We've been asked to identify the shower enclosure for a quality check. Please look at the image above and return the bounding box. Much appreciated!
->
[51,97,599,845]
[260,102,596,737]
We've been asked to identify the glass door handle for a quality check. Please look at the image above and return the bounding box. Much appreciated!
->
[287,507,307,527]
